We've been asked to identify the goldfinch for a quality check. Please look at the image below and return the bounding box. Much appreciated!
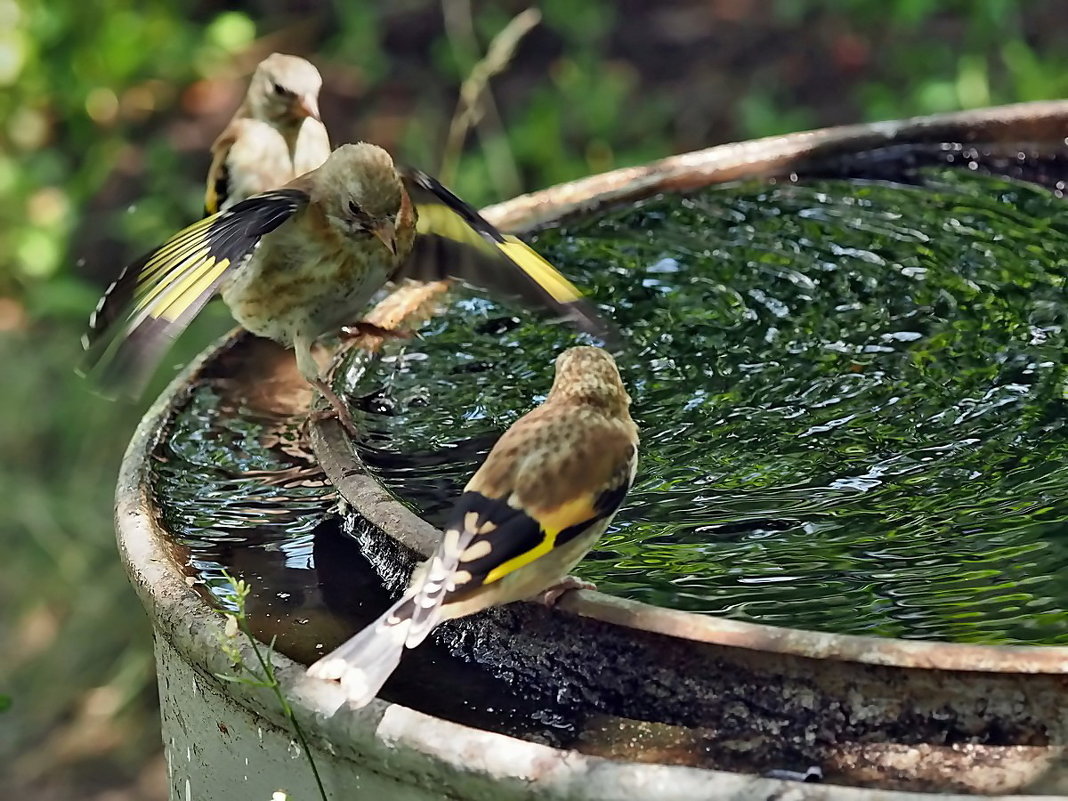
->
[80,143,613,428]
[204,53,330,215]
[307,346,639,707]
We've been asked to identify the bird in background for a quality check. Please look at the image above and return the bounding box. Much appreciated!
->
[80,142,614,430]
[306,346,639,707]
[204,53,331,216]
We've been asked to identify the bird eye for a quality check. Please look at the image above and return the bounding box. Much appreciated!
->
[347,200,363,217]
[272,82,287,95]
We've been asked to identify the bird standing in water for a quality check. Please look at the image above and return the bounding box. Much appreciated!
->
[81,143,613,430]
[204,53,331,215]
[307,346,639,707]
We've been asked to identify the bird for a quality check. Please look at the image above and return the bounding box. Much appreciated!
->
[204,53,331,216]
[306,345,639,707]
[80,142,615,430]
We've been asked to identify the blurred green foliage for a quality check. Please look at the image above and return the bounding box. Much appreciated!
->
[2,0,1068,798]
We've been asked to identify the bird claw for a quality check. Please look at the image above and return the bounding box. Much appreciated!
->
[307,378,358,437]
[306,406,358,438]
[339,322,412,341]
[535,575,596,607]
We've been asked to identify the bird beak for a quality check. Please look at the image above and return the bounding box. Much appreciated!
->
[370,219,397,255]
[296,94,320,121]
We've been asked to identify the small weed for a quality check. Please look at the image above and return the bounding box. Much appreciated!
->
[216,570,328,801]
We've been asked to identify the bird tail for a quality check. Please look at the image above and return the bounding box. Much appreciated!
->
[306,593,418,707]
[401,529,466,648]
[305,528,469,706]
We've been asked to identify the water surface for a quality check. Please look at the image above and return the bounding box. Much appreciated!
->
[342,168,1068,644]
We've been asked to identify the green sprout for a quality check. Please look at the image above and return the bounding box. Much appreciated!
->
[215,570,328,801]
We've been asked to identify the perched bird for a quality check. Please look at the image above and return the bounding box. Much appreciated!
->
[307,346,639,706]
[80,143,613,429]
[204,53,331,216]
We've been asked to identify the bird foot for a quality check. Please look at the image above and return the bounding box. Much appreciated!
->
[534,575,596,607]
[339,322,412,341]
[307,378,358,437]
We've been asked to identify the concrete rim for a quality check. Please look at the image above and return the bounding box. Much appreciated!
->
[311,98,1068,676]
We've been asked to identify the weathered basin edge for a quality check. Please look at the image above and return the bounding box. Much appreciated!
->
[482,99,1068,232]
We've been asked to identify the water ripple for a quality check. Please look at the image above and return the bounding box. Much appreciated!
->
[339,170,1068,644]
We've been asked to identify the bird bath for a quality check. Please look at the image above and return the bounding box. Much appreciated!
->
[117,101,1068,800]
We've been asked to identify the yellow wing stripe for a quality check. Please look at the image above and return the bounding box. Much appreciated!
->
[415,204,497,256]
[416,203,584,305]
[124,212,229,326]
[153,257,230,323]
[498,237,583,304]
[136,217,217,284]
[150,223,210,265]
[482,494,597,584]
[205,182,219,216]
[484,531,556,584]
[130,247,211,314]
[122,254,227,336]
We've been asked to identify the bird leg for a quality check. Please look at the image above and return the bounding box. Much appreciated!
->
[306,377,359,437]
[338,321,413,341]
[534,575,597,607]
[295,336,358,437]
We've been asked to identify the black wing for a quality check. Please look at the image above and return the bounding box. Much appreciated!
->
[397,167,615,342]
[403,445,636,644]
[79,189,308,399]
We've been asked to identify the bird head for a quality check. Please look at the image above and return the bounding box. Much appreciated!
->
[548,346,631,411]
[317,143,404,256]
[248,53,323,127]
